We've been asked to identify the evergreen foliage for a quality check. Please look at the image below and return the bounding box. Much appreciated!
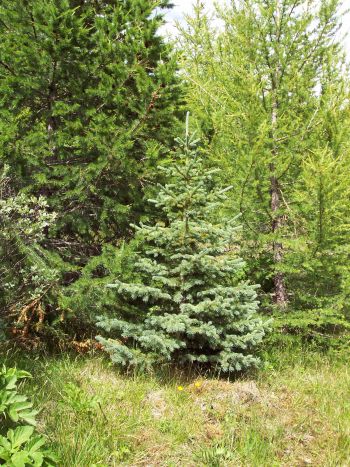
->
[0,0,348,352]
[0,165,59,338]
[58,241,139,329]
[97,117,266,371]
[0,0,182,262]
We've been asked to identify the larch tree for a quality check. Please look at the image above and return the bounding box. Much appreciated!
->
[288,49,350,311]
[179,0,347,310]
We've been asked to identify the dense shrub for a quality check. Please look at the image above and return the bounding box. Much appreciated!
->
[0,166,60,341]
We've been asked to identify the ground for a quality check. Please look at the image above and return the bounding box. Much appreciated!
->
[2,346,349,466]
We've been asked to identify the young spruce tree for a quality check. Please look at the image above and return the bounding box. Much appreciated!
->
[97,116,266,372]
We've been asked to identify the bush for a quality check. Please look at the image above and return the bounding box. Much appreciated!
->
[0,165,61,344]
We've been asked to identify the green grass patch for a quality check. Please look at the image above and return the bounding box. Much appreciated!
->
[1,346,349,466]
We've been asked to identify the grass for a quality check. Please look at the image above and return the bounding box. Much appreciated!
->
[1,345,349,466]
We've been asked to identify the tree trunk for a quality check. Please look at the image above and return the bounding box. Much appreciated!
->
[270,162,288,308]
[270,0,288,309]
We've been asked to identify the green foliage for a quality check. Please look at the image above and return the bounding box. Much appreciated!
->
[285,147,350,311]
[97,117,267,372]
[0,367,38,426]
[180,0,350,311]
[0,366,58,466]
[0,426,57,467]
[0,0,183,344]
[274,309,350,335]
[58,241,139,326]
[0,0,348,351]
[194,443,235,466]
[60,382,100,416]
[267,308,350,355]
[0,0,182,264]
[0,165,59,331]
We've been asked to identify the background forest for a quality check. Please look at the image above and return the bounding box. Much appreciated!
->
[0,0,349,465]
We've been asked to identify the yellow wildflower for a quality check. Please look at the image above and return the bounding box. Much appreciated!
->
[177,385,184,391]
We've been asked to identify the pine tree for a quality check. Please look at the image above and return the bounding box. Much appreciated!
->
[97,116,266,372]
[0,0,181,262]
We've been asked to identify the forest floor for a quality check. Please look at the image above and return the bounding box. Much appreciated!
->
[2,346,349,466]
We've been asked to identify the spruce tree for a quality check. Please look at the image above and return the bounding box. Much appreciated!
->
[97,116,266,372]
[0,0,181,261]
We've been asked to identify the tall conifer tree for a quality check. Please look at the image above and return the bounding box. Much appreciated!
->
[180,0,347,309]
[0,0,181,261]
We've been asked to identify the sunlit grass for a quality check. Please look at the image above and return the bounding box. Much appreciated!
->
[1,346,349,466]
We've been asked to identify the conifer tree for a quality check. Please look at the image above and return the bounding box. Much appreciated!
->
[0,0,181,261]
[97,116,266,372]
[180,0,346,309]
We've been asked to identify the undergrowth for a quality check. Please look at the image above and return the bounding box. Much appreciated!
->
[0,342,349,466]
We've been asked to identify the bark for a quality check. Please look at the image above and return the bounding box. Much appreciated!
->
[270,161,288,308]
[270,0,288,309]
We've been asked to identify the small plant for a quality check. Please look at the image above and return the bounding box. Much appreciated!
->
[0,426,57,467]
[0,366,58,466]
[195,443,235,466]
[0,367,38,427]
[0,165,60,344]
[110,442,132,463]
[60,382,100,415]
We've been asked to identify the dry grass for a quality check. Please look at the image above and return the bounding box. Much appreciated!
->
[2,347,350,466]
